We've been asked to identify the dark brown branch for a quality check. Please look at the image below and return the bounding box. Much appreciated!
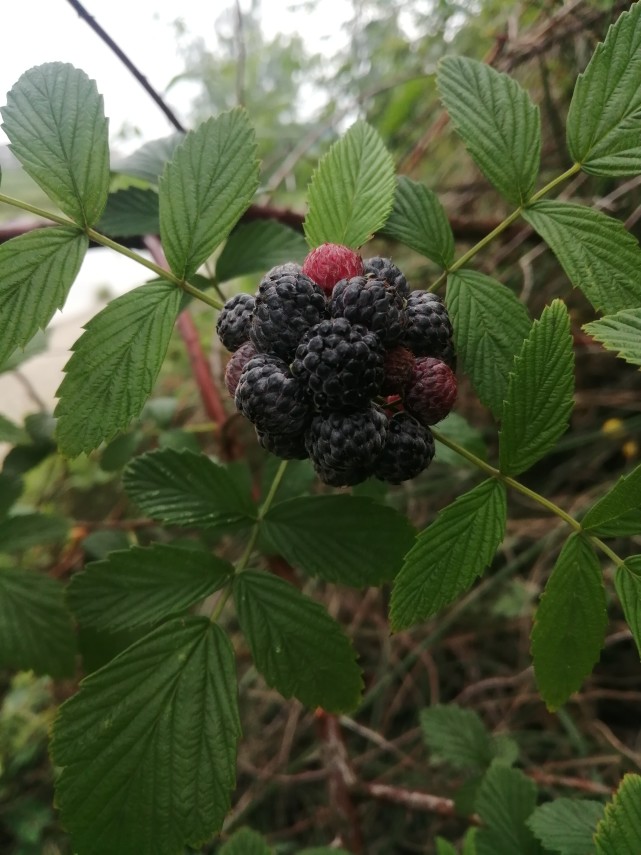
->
[65,0,186,133]
[357,781,482,824]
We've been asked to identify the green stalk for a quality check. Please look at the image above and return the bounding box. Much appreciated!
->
[0,191,224,310]
[431,428,624,567]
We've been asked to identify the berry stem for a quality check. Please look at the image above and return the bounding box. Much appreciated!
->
[431,162,582,290]
[0,191,224,311]
[431,427,624,568]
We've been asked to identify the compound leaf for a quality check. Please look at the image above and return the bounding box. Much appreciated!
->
[523,202,641,314]
[438,56,540,205]
[584,308,641,367]
[615,556,641,659]
[0,228,87,366]
[0,568,76,677]
[304,121,395,249]
[216,220,308,283]
[499,300,574,476]
[51,618,240,855]
[567,3,641,176]
[159,110,259,280]
[475,764,543,855]
[97,188,159,238]
[583,463,641,534]
[112,134,183,184]
[595,773,641,855]
[531,534,607,711]
[447,270,531,416]
[67,545,233,632]
[390,479,506,630]
[262,495,414,587]
[420,705,501,773]
[123,448,255,529]
[55,282,181,456]
[382,176,454,267]
[1,63,109,226]
[528,798,604,855]
[234,571,362,712]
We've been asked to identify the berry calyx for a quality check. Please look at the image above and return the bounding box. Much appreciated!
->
[302,243,364,296]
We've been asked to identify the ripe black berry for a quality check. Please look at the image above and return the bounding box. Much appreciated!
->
[216,293,255,352]
[305,406,388,486]
[363,256,409,297]
[330,276,405,345]
[374,412,435,484]
[400,291,456,369]
[235,354,311,435]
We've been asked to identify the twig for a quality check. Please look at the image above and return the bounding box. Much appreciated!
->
[357,781,481,824]
[527,770,614,796]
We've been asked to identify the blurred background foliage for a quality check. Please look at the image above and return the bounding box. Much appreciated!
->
[2,1,641,853]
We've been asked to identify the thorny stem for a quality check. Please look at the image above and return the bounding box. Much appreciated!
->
[431,428,625,567]
[0,192,224,311]
[431,162,582,290]
[210,459,290,622]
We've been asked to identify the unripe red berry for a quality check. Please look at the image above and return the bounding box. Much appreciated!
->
[302,243,363,296]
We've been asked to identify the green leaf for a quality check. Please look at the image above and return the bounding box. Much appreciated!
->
[523,202,641,314]
[595,773,641,855]
[531,534,607,711]
[437,56,541,205]
[67,545,233,632]
[262,495,414,587]
[51,617,240,855]
[381,176,454,267]
[159,110,259,280]
[475,764,542,855]
[499,300,574,477]
[390,479,506,630]
[0,329,48,374]
[436,839,458,855]
[234,571,362,712]
[100,431,141,472]
[421,705,496,772]
[583,463,641,533]
[447,270,531,417]
[433,412,488,467]
[528,798,604,855]
[0,473,22,519]
[219,827,272,855]
[0,414,25,444]
[584,308,641,367]
[55,281,181,456]
[567,3,641,176]
[0,568,75,677]
[304,120,395,249]
[1,63,109,226]
[112,134,183,183]
[615,556,641,659]
[0,228,87,366]
[216,220,308,283]
[123,448,255,529]
[97,188,160,238]
[0,513,68,553]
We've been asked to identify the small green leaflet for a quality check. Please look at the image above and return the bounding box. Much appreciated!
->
[51,618,241,855]
[475,763,543,855]
[304,120,395,249]
[219,827,272,855]
[523,202,641,314]
[262,495,414,587]
[0,568,76,677]
[123,448,255,528]
[67,545,233,632]
[499,300,574,477]
[0,473,22,519]
[234,571,362,712]
[0,228,87,367]
[55,282,181,456]
[584,308,641,368]
[595,773,641,855]
[0,329,48,374]
[0,413,25,444]
[528,798,605,855]
[216,220,308,283]
[437,56,541,205]
[447,270,531,417]
[112,134,183,183]
[97,188,160,238]
[381,176,454,268]
[436,840,458,855]
[567,2,641,176]
[615,556,641,659]
[159,110,259,280]
[531,534,607,711]
[1,63,109,226]
[0,513,68,553]
[433,412,488,468]
[390,479,506,630]
[421,704,515,773]
[582,462,641,533]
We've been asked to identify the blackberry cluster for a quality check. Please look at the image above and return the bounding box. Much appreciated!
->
[217,244,457,486]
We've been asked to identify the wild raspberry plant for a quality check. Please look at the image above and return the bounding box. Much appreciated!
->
[1,3,641,853]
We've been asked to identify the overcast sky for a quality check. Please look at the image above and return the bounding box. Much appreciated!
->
[2,0,351,151]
